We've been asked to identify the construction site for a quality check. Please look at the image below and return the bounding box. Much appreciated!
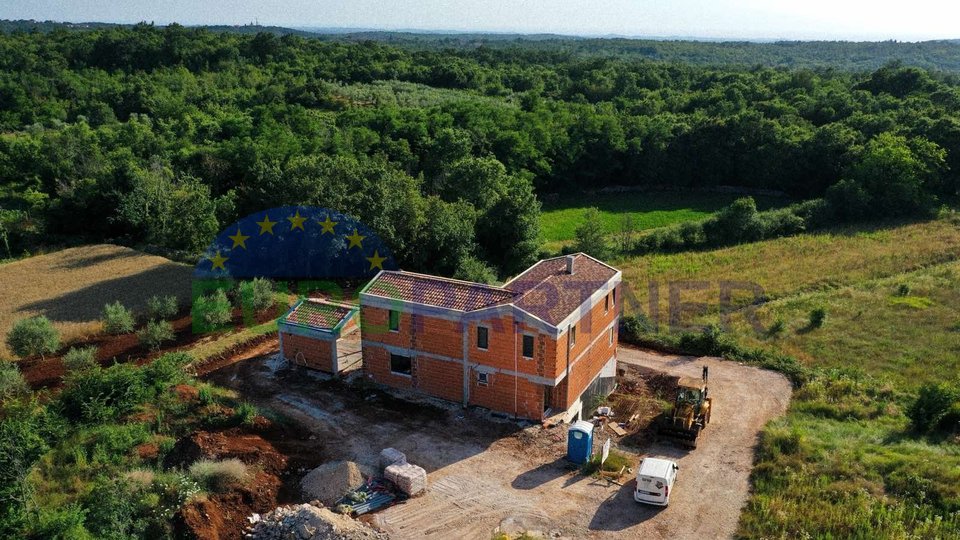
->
[188,345,791,539]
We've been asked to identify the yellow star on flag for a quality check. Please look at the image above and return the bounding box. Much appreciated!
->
[288,210,307,231]
[318,215,338,235]
[209,250,228,271]
[366,250,386,271]
[228,227,250,249]
[256,214,277,235]
[346,229,365,249]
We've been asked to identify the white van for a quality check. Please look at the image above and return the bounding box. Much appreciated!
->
[634,457,679,506]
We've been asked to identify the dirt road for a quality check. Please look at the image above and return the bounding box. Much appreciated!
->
[592,346,794,538]
[207,346,791,539]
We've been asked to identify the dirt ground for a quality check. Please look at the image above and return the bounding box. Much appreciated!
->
[205,346,792,539]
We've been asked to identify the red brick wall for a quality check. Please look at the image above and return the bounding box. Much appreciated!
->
[282,332,334,372]
[413,356,463,403]
[561,284,620,408]
[362,344,413,389]
[468,369,544,420]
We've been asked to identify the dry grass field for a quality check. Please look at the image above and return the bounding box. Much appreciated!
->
[0,244,193,357]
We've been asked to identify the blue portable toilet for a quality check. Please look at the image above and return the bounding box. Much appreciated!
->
[567,420,594,464]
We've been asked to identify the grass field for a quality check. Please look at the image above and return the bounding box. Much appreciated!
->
[0,244,193,356]
[616,216,960,537]
[540,191,786,249]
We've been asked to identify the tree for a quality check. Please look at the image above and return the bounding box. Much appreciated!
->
[146,295,179,321]
[573,207,609,259]
[616,214,636,254]
[102,301,135,335]
[837,133,946,217]
[6,316,59,360]
[62,346,98,373]
[136,320,174,351]
[454,255,498,284]
[192,289,233,332]
[238,278,275,312]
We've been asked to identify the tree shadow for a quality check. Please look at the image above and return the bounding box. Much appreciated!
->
[511,456,576,490]
[51,248,145,270]
[588,478,665,531]
[17,263,193,323]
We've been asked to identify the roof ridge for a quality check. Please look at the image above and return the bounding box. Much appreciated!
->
[392,270,515,295]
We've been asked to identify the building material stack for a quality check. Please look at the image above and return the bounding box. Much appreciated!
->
[384,462,427,496]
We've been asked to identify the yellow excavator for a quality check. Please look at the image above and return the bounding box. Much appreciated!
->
[659,366,712,448]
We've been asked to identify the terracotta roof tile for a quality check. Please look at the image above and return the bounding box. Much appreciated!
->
[364,272,516,311]
[283,299,354,330]
[362,254,618,326]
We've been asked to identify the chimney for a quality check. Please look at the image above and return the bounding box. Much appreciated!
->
[566,254,575,275]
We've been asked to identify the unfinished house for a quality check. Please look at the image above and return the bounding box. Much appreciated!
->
[358,253,621,421]
[278,299,361,374]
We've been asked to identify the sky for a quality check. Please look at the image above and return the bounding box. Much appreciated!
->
[2,0,959,41]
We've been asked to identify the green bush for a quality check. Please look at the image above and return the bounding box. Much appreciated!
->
[136,320,174,352]
[0,361,28,401]
[30,503,92,540]
[146,295,179,321]
[102,302,135,335]
[81,477,146,540]
[188,458,250,492]
[143,352,191,392]
[192,289,232,332]
[233,402,258,425]
[58,363,149,423]
[907,383,960,435]
[6,316,60,360]
[62,346,98,373]
[238,278,275,312]
[767,318,786,337]
[808,307,827,329]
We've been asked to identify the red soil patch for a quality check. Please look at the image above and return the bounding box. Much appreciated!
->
[20,307,280,390]
[169,417,328,540]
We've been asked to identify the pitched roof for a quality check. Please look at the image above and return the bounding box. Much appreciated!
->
[361,253,619,328]
[363,271,516,312]
[282,299,355,331]
[507,254,619,325]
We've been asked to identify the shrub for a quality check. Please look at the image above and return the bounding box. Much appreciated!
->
[102,301,135,335]
[188,458,250,492]
[0,360,28,400]
[896,283,911,297]
[907,383,960,435]
[30,504,92,540]
[136,320,174,351]
[233,402,258,425]
[619,314,656,342]
[81,477,146,539]
[59,363,149,423]
[192,289,232,331]
[62,346,98,373]
[146,295,179,321]
[767,318,786,337]
[808,307,827,329]
[238,278,275,312]
[143,352,191,391]
[6,316,60,360]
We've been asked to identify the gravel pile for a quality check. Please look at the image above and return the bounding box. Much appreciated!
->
[301,461,368,505]
[246,503,388,540]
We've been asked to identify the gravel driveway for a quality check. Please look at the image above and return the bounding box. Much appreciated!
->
[211,346,792,539]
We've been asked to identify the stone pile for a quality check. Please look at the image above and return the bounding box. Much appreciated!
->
[246,503,388,540]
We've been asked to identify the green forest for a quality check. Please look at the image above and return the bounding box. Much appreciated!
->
[2,23,960,278]
[1,21,960,540]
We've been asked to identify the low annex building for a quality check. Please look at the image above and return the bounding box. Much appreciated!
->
[278,298,360,374]
[358,253,621,421]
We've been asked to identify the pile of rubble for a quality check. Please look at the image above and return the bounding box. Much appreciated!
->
[246,502,388,540]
